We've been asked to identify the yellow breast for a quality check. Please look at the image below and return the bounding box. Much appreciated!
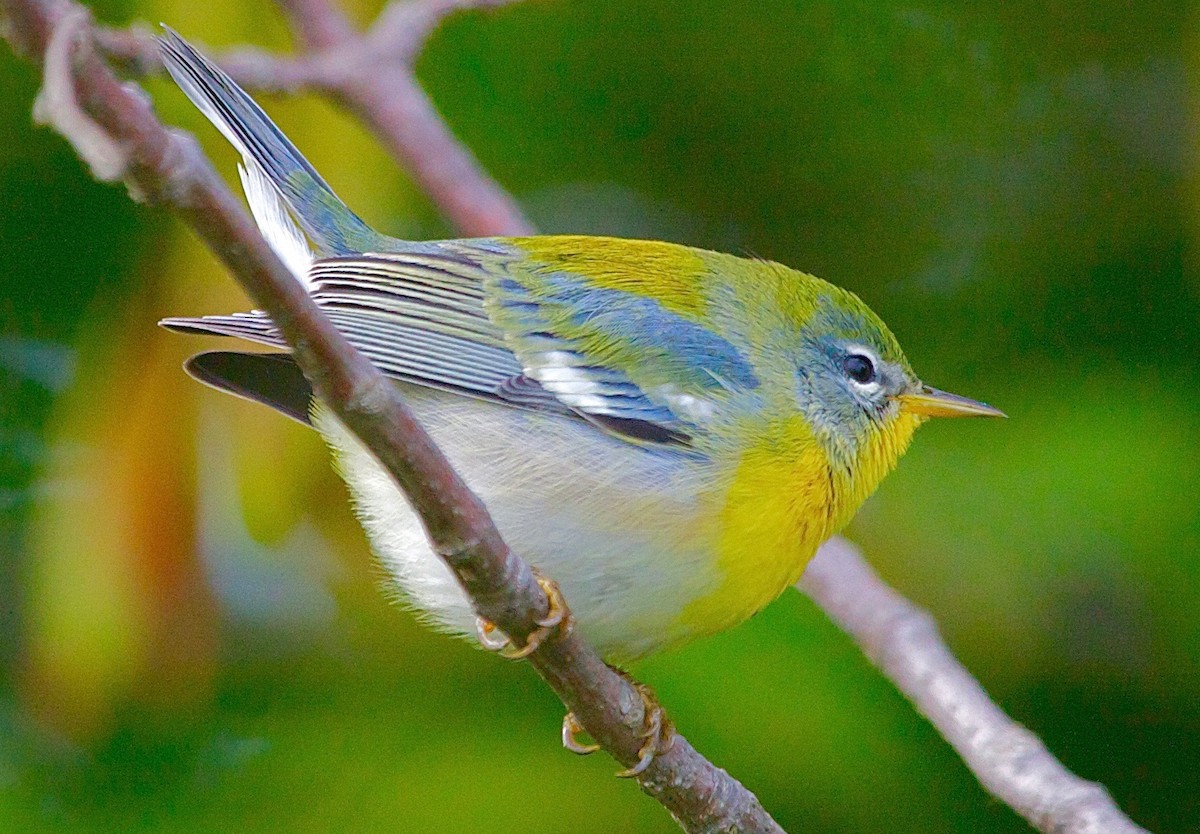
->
[674,415,833,637]
[675,409,921,639]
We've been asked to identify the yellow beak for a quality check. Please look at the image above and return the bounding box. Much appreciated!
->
[898,385,1006,418]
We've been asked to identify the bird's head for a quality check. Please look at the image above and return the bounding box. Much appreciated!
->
[792,285,1003,506]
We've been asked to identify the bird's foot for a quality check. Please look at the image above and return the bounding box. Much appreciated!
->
[475,568,570,659]
[559,672,673,778]
[614,679,672,778]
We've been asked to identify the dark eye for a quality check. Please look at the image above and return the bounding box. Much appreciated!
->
[843,353,876,385]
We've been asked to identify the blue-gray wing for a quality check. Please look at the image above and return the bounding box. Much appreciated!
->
[162,250,566,414]
[165,246,711,447]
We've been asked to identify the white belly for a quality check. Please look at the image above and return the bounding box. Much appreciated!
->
[313,385,722,660]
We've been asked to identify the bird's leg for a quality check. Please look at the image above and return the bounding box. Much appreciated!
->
[474,568,571,659]
[475,577,671,776]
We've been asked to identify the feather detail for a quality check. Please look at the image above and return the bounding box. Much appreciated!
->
[168,246,707,447]
[485,261,761,434]
[186,351,313,424]
[162,307,565,414]
[159,27,379,254]
[238,161,312,286]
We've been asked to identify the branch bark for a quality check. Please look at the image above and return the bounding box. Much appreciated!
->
[1,0,1151,832]
[1,1,779,832]
[801,539,1148,834]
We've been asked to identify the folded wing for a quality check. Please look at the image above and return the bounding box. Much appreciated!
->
[166,238,761,451]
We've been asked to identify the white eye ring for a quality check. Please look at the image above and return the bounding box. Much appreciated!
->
[842,345,881,392]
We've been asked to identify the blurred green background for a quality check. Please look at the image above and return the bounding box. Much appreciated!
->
[2,0,1197,831]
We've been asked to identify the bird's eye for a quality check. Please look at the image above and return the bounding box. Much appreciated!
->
[843,353,876,385]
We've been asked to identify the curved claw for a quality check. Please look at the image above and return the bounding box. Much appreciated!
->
[499,629,544,660]
[615,686,671,778]
[477,569,572,659]
[535,598,566,629]
[531,569,570,632]
[562,712,601,756]
[475,617,512,652]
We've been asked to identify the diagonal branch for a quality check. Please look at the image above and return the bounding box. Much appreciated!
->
[0,1,780,832]
[297,0,535,236]
[801,539,1148,834]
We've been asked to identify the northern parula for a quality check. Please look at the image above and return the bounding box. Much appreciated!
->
[159,32,1003,663]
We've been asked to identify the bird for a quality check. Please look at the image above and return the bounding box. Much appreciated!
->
[158,30,1002,681]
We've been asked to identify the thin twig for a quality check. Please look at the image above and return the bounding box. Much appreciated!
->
[368,0,524,63]
[800,538,1149,834]
[102,1,534,235]
[276,0,354,51]
[0,1,782,831]
[336,64,532,236]
[291,0,535,235]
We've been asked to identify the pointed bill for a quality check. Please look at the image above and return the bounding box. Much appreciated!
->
[898,385,1006,418]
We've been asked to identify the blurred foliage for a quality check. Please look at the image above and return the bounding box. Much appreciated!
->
[1,0,1198,831]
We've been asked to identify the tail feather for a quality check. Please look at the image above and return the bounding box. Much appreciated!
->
[238,161,313,284]
[186,351,314,425]
[159,28,381,256]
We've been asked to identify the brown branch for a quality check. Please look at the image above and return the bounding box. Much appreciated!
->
[98,0,533,236]
[283,0,535,236]
[275,0,355,51]
[800,538,1149,834]
[367,0,523,61]
[0,1,782,832]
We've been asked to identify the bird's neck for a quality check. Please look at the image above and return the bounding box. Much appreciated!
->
[826,410,923,533]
